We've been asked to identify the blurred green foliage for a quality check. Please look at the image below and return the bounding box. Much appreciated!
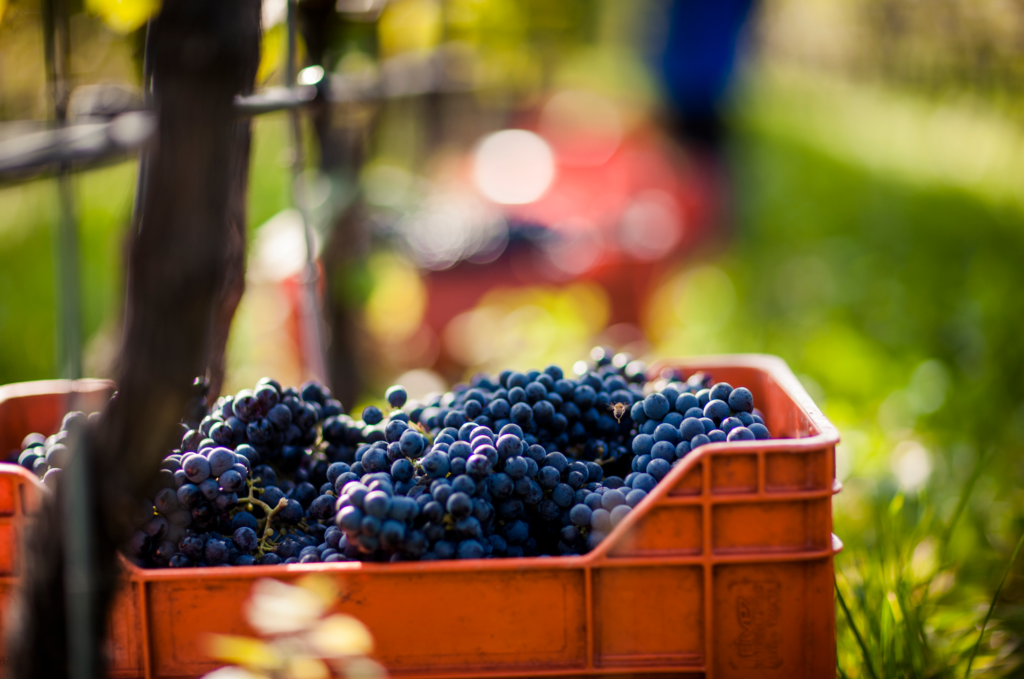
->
[650,71,1024,676]
[0,113,294,386]
[247,114,293,230]
[758,0,1024,107]
[0,164,133,384]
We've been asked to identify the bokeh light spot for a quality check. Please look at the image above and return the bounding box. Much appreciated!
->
[891,440,932,492]
[473,129,556,205]
[364,253,426,342]
[298,65,325,85]
[618,190,683,261]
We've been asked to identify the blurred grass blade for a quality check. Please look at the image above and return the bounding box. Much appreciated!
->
[964,530,1024,678]
[836,575,880,679]
[941,449,989,563]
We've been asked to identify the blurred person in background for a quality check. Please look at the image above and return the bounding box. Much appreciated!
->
[655,0,756,155]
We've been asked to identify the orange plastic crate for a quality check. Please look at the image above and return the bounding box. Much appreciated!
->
[0,355,841,679]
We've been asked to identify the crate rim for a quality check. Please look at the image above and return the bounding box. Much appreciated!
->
[0,377,115,401]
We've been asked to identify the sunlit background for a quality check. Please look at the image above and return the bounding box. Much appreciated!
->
[3,0,1024,675]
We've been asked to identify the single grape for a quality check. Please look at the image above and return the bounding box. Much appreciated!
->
[569,504,593,527]
[609,504,631,527]
[362,406,384,426]
[232,527,258,552]
[727,426,756,442]
[703,399,731,424]
[749,423,771,440]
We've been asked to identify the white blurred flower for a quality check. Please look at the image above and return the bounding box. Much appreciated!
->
[244,579,328,636]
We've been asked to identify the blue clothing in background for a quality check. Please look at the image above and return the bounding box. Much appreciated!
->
[656,0,755,143]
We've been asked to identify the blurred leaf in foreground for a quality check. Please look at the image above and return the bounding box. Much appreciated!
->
[86,0,160,33]
[203,576,383,679]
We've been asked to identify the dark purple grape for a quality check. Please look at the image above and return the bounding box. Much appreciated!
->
[385,385,407,409]
[294,404,318,430]
[278,499,303,524]
[257,377,282,393]
[255,385,280,413]
[446,492,472,519]
[179,532,204,561]
[308,495,335,521]
[143,516,168,540]
[749,423,771,440]
[219,469,245,493]
[291,482,317,509]
[154,487,178,514]
[233,390,260,422]
[209,422,233,446]
[300,381,327,405]
[362,406,383,426]
[232,527,258,552]
[195,475,218,499]
[181,429,203,452]
[152,540,177,566]
[182,454,211,483]
[207,448,235,476]
[231,512,258,532]
[246,418,274,445]
[204,539,229,565]
[265,404,291,431]
[215,492,238,511]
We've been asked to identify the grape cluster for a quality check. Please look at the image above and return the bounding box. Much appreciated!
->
[9,349,772,566]
[14,410,95,490]
[327,357,770,560]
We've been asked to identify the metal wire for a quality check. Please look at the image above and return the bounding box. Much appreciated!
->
[286,0,328,385]
[42,0,80,383]
[234,84,317,116]
[42,0,95,674]
[0,114,156,183]
[131,19,155,233]
[0,53,462,182]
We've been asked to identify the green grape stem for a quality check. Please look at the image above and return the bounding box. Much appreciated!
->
[256,497,288,555]
[238,478,287,555]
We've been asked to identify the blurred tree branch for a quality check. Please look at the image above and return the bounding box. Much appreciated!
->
[5,0,260,676]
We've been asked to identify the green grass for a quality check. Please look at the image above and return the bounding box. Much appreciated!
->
[650,70,1024,677]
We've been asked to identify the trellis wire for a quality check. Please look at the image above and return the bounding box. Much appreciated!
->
[41,0,95,675]
[286,0,328,384]
[130,19,154,234]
